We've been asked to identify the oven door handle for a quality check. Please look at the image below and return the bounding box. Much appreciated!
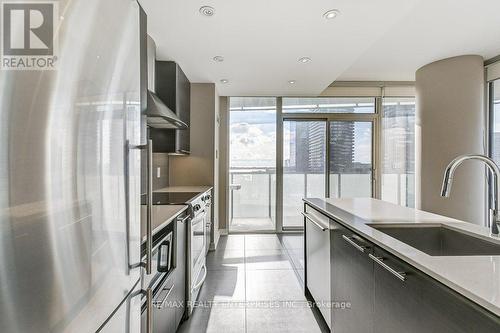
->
[191,264,207,293]
[191,211,207,226]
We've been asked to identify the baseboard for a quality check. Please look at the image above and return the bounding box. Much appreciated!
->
[209,231,221,251]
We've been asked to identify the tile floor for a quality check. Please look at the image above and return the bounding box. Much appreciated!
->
[229,218,275,232]
[178,234,327,333]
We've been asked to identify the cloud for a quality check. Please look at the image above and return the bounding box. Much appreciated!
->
[230,121,276,167]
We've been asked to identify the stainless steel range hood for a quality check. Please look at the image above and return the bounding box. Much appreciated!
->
[146,90,188,129]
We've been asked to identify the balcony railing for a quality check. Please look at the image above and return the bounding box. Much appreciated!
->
[229,168,414,230]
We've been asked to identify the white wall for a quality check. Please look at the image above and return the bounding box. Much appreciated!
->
[416,55,486,225]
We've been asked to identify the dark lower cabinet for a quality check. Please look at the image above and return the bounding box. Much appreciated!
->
[372,246,500,333]
[331,220,374,333]
[305,204,500,333]
[372,247,424,333]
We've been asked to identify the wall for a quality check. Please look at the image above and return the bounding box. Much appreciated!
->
[169,83,216,185]
[153,153,169,190]
[416,55,486,225]
[218,97,229,232]
[169,83,221,245]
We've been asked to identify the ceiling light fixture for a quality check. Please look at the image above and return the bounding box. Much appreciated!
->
[199,6,215,17]
[288,80,296,84]
[220,79,229,84]
[298,57,311,63]
[323,9,340,20]
[213,56,224,62]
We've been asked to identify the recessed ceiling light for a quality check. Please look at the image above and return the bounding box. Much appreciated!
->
[220,79,229,84]
[288,80,296,84]
[213,56,224,62]
[323,9,340,20]
[199,6,215,17]
[298,57,311,63]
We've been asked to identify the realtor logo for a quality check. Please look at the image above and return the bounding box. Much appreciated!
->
[1,1,58,69]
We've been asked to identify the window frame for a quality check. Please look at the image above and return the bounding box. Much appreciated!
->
[227,88,416,233]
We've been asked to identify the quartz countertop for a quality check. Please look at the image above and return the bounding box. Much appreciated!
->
[140,204,188,239]
[155,185,213,193]
[303,197,500,317]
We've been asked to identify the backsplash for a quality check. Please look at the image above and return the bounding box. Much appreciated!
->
[153,153,169,190]
[141,151,170,194]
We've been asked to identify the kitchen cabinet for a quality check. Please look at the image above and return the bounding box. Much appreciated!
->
[372,246,500,333]
[371,247,421,333]
[151,61,190,154]
[304,203,500,333]
[331,220,373,333]
[304,206,331,328]
[141,275,176,333]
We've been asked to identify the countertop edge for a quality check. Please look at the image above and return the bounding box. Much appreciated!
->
[303,198,500,318]
[141,205,189,242]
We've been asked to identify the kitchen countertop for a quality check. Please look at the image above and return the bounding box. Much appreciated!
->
[155,185,213,193]
[303,197,500,317]
[140,204,188,239]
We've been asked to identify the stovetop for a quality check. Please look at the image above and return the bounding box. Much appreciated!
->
[141,192,201,205]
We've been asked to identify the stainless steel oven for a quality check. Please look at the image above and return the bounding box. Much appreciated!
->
[186,195,208,316]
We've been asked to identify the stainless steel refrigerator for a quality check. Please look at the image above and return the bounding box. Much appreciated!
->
[0,0,146,331]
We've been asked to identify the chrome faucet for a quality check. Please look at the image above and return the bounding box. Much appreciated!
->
[441,154,500,236]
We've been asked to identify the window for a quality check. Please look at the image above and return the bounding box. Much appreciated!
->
[283,97,375,113]
[229,97,276,231]
[490,80,500,165]
[381,97,416,207]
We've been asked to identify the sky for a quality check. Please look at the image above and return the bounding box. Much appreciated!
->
[229,110,372,168]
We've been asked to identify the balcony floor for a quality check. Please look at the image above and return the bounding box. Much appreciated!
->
[230,218,275,232]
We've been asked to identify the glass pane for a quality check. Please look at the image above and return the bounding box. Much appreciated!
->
[283,121,326,228]
[381,97,416,207]
[229,97,276,231]
[283,97,375,113]
[329,121,372,198]
[492,81,500,165]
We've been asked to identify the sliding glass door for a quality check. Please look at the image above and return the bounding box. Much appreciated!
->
[329,121,373,198]
[281,118,374,230]
[282,120,327,228]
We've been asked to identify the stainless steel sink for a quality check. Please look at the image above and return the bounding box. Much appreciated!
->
[369,224,500,256]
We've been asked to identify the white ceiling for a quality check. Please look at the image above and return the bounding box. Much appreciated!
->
[339,0,500,81]
[140,0,500,96]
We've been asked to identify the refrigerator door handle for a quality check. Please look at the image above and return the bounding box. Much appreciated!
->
[140,288,153,333]
[125,140,142,272]
[135,139,153,274]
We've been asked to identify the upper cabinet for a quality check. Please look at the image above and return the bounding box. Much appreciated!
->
[151,61,191,154]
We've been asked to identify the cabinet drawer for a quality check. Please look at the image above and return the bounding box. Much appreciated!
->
[332,220,374,333]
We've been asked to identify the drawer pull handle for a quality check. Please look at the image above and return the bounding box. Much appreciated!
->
[153,284,175,309]
[301,212,328,231]
[369,254,407,281]
[342,235,368,253]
